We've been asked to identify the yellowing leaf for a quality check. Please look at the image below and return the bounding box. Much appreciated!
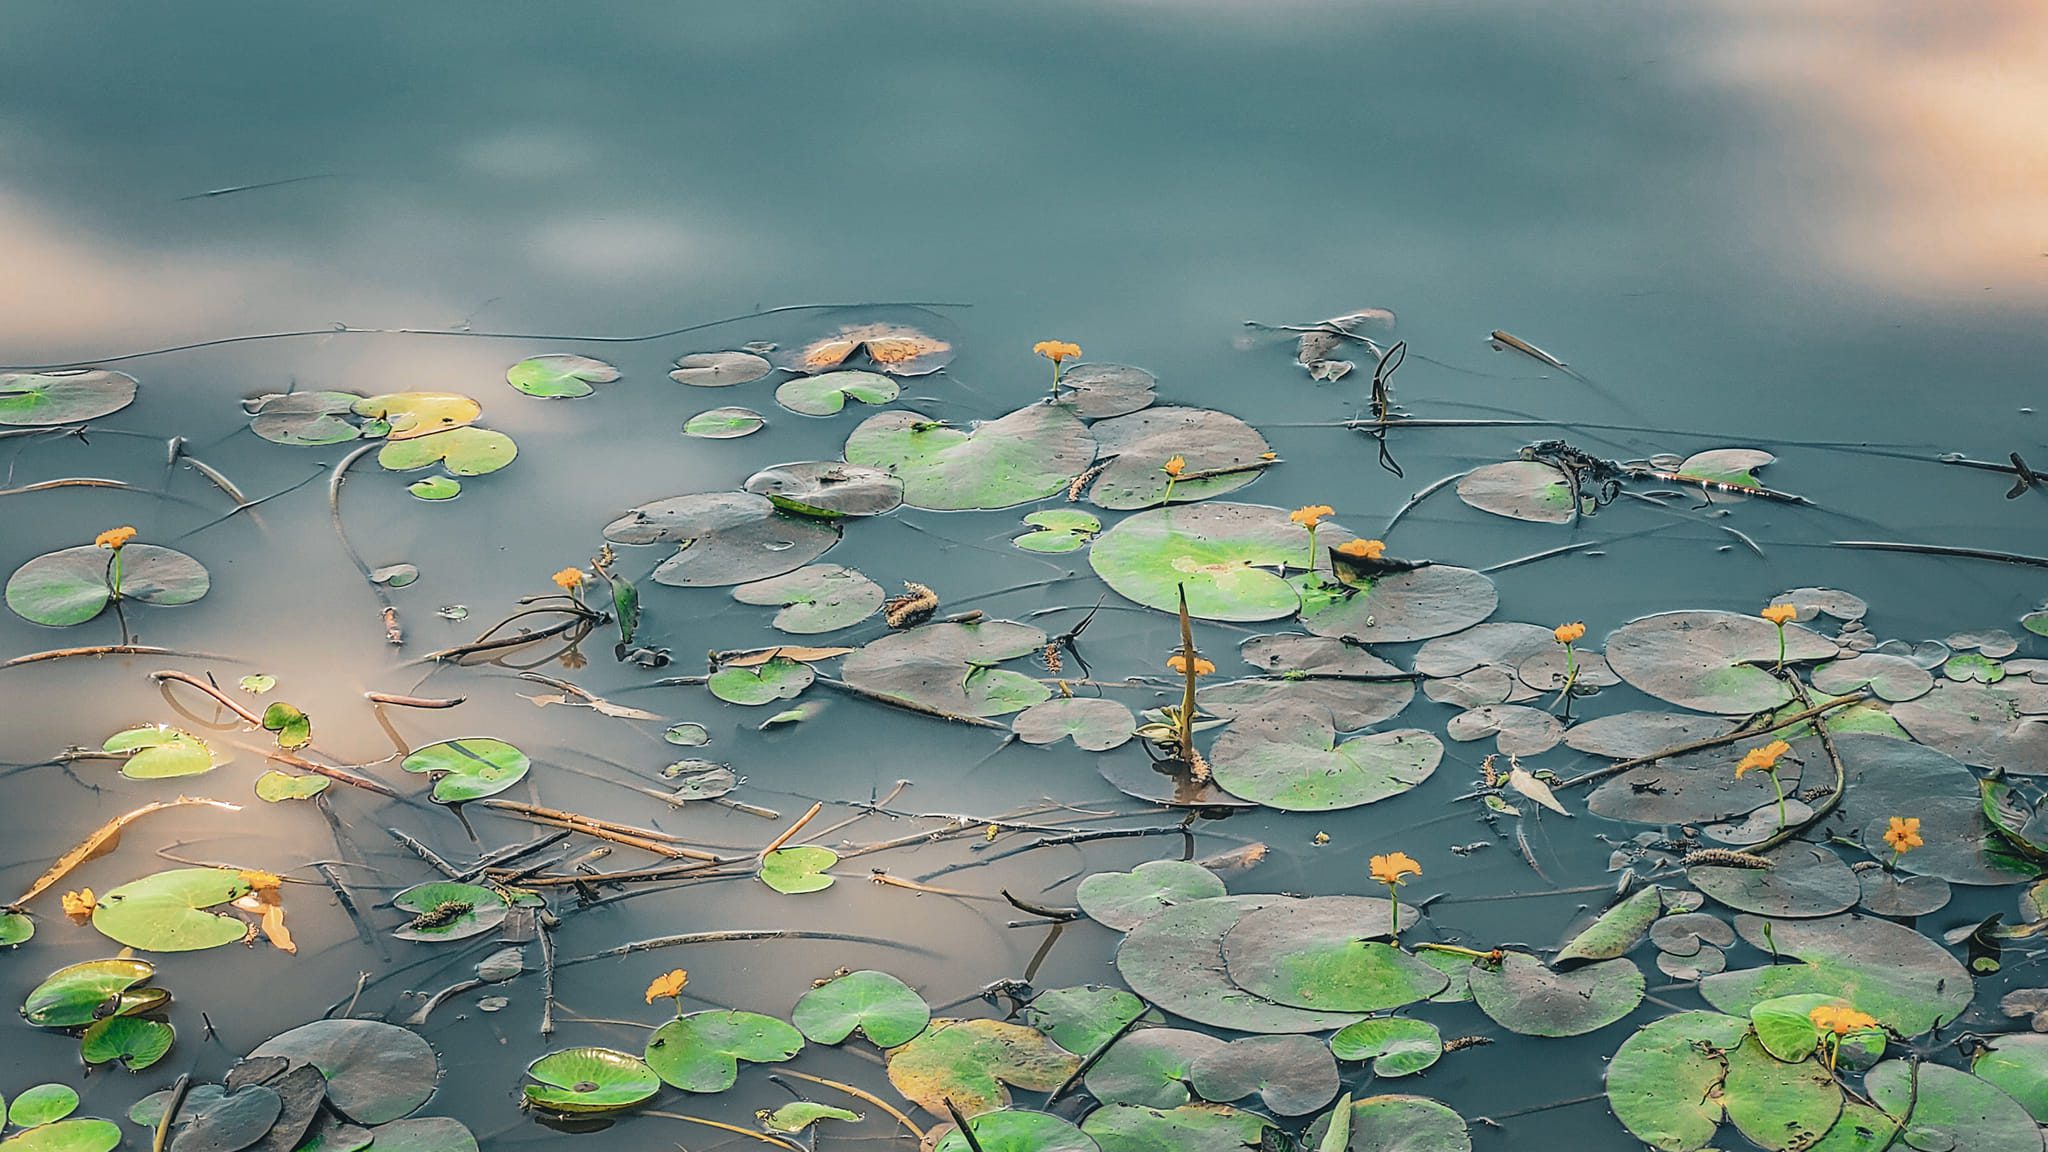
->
[352,392,483,440]
[1508,763,1572,817]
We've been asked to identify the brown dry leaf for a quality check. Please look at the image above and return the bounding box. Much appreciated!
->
[723,645,855,668]
[233,891,296,954]
[11,796,242,910]
[1507,761,1572,817]
[800,324,950,372]
[61,888,96,924]
[521,692,663,721]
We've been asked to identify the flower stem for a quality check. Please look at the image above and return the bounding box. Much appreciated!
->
[1415,943,1494,960]
[108,546,124,600]
[1775,623,1786,671]
[1386,884,1399,940]
[1770,770,1786,831]
[1306,525,1319,576]
[1162,477,1177,504]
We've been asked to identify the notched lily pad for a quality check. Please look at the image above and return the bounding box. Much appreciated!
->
[1221,896,1441,1011]
[401,737,529,804]
[744,461,903,518]
[1605,611,1839,714]
[670,351,773,387]
[1300,564,1498,645]
[1077,861,1228,931]
[91,867,251,952]
[841,620,1050,718]
[522,1047,658,1113]
[791,970,929,1048]
[1057,362,1156,419]
[1116,896,1366,1034]
[1209,703,1441,812]
[249,1019,438,1124]
[505,354,618,399]
[1457,460,1575,523]
[683,407,765,439]
[732,564,883,633]
[1187,1035,1339,1116]
[1013,697,1135,752]
[774,370,898,416]
[1467,952,1644,1037]
[883,1018,1078,1115]
[845,404,1096,511]
[0,370,138,426]
[603,492,838,587]
[1699,913,1971,1037]
[644,1011,804,1092]
[7,544,210,627]
[1086,406,1272,508]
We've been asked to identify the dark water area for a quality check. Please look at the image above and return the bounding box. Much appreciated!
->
[3,4,2046,1152]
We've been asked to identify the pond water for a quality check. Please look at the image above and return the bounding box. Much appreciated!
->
[4,4,2048,1152]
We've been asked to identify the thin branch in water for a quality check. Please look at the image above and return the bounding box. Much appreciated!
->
[1385,470,1471,537]
[364,691,465,709]
[1830,539,2048,570]
[562,929,931,967]
[1556,690,1870,790]
[2,644,225,669]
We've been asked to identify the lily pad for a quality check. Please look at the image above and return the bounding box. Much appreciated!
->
[246,391,364,445]
[1089,503,1333,622]
[352,393,480,440]
[1867,1059,2041,1152]
[359,1120,477,1152]
[376,427,517,477]
[933,1112,1098,1152]
[1971,1034,2048,1122]
[1415,623,1558,679]
[1564,710,1739,758]
[1081,1104,1270,1152]
[1222,897,1444,1011]
[1327,1018,1441,1077]
[791,970,929,1048]
[1858,869,1951,916]
[1086,1030,1223,1109]
[0,370,138,425]
[1467,952,1643,1037]
[254,771,328,802]
[759,846,837,894]
[841,620,1050,718]
[521,1047,658,1113]
[1893,680,2048,773]
[400,737,529,803]
[91,867,250,952]
[760,1103,860,1134]
[102,725,217,779]
[1946,651,2007,683]
[1013,698,1135,752]
[1830,733,2029,885]
[260,703,312,750]
[1085,407,1271,509]
[732,565,884,633]
[1456,460,1575,523]
[603,492,838,587]
[406,476,461,501]
[0,912,31,946]
[390,882,508,941]
[1077,861,1228,931]
[1304,1095,1470,1152]
[1605,611,1839,714]
[1699,913,1972,1037]
[1690,844,1860,918]
[683,406,766,438]
[643,1010,802,1092]
[1587,745,1804,824]
[1023,987,1149,1056]
[1605,1010,1752,1152]
[744,461,903,518]
[1014,509,1102,554]
[0,1120,122,1152]
[1720,1033,1843,1152]
[1300,564,1499,645]
[1444,704,1562,756]
[1188,1035,1339,1116]
[80,1016,174,1070]
[21,958,156,1027]
[774,369,897,416]
[1673,447,1775,486]
[1811,653,1934,702]
[8,1086,78,1128]
[248,1019,438,1124]
[505,354,617,398]
[1209,703,1441,811]
[884,1018,1079,1116]
[7,544,210,627]
[1206,633,1414,730]
[1115,896,1367,1034]
[164,1084,282,1152]
[709,657,815,705]
[669,351,772,387]
[1057,363,1157,419]
[1556,885,1663,964]
[844,404,1096,511]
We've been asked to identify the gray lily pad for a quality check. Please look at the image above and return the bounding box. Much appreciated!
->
[1209,702,1441,811]
[1832,732,2033,885]
[1950,628,2020,657]
[1702,799,1818,846]
[1605,1010,1751,1152]
[1116,896,1366,1033]
[1013,697,1135,751]
[1587,745,1804,824]
[841,619,1050,718]
[1024,987,1150,1055]
[1563,711,1738,758]
[7,543,210,627]
[669,351,772,387]
[0,370,138,425]
[1081,1104,1270,1152]
[1456,460,1575,523]
[845,404,1095,511]
[1202,633,1413,730]
[1699,913,1971,1037]
[603,492,838,587]
[774,369,898,416]
[1651,913,1736,957]
[1057,363,1156,419]
[1671,447,1775,486]
[1516,648,1620,692]
[1414,623,1558,678]
[1188,1035,1339,1116]
[400,737,529,804]
[682,406,765,438]
[359,1120,477,1152]
[1303,1095,1470,1152]
[1773,587,1868,623]
[1444,704,1562,756]
[732,564,884,633]
[1089,503,1334,622]
[1858,869,1951,916]
[744,461,903,518]
[1893,680,2048,773]
[1328,1018,1441,1077]
[521,1047,659,1113]
[165,1085,281,1152]
[246,391,363,444]
[1812,654,1934,702]
[791,970,930,1048]
[1605,611,1839,714]
[505,354,617,398]
[1086,406,1271,509]
[1086,1029,1223,1108]
[1657,945,1728,980]
[644,1011,804,1092]
[1221,896,1442,1011]
[249,1019,438,1124]
[1690,844,1860,917]
[1467,952,1643,1037]
[1300,564,1498,644]
[1078,861,1228,931]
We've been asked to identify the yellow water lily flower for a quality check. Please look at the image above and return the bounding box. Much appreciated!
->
[1761,603,1798,626]
[1336,538,1387,560]
[552,567,586,591]
[238,869,284,894]
[1161,455,1187,478]
[1734,739,1791,779]
[1808,1004,1879,1036]
[1370,852,1421,886]
[1032,340,1081,364]
[1553,622,1586,645]
[61,888,96,923]
[1166,654,1216,677]
[95,526,137,550]
[645,968,690,1004]
[1290,505,1335,528]
[1884,816,1923,854]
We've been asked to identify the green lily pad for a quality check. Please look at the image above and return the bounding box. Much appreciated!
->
[842,620,1050,718]
[709,657,815,705]
[1086,1030,1223,1108]
[506,354,617,398]
[1222,897,1446,1011]
[1013,698,1135,752]
[1830,733,2027,885]
[1946,651,2007,683]
[604,491,839,587]
[21,958,155,1027]
[683,406,766,438]
[1720,1033,1843,1152]
[90,867,250,952]
[390,881,508,941]
[933,1111,1098,1152]
[259,703,311,750]
[406,476,461,501]
[400,737,529,803]
[1699,913,1972,1037]
[1456,460,1576,523]
[1811,653,1934,702]
[760,1103,860,1134]
[669,351,772,387]
[1299,564,1499,645]
[0,1120,122,1152]
[664,722,710,746]
[1015,509,1102,553]
[845,404,1096,512]
[245,391,364,445]
[0,912,31,946]
[644,1011,804,1092]
[1081,1104,1270,1152]
[6,544,209,627]
[1467,952,1643,1037]
[1867,1059,2040,1152]
[1749,993,1880,1064]
[774,369,898,416]
[1084,406,1271,509]
[1077,861,1228,931]
[1691,844,1860,918]
[376,427,517,477]
[1056,363,1156,419]
[1303,1095,1470,1152]
[1604,611,1839,714]
[744,461,904,518]
[248,1019,438,1124]
[1209,703,1442,811]
[160,1083,281,1152]
[759,846,837,894]
[884,1018,1079,1116]
[1605,1010,1751,1152]
[80,1016,174,1070]
[360,1119,478,1152]
[102,725,217,779]
[1328,1018,1441,1077]
[792,970,930,1048]
[0,370,137,425]
[1090,503,1331,622]
[254,771,328,802]
[1187,1035,1339,1116]
[732,565,884,633]
[1972,1034,2048,1122]
[9,1086,79,1128]
[1555,885,1663,964]
[1116,896,1366,1034]
[521,1047,659,1113]
[1023,987,1149,1056]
